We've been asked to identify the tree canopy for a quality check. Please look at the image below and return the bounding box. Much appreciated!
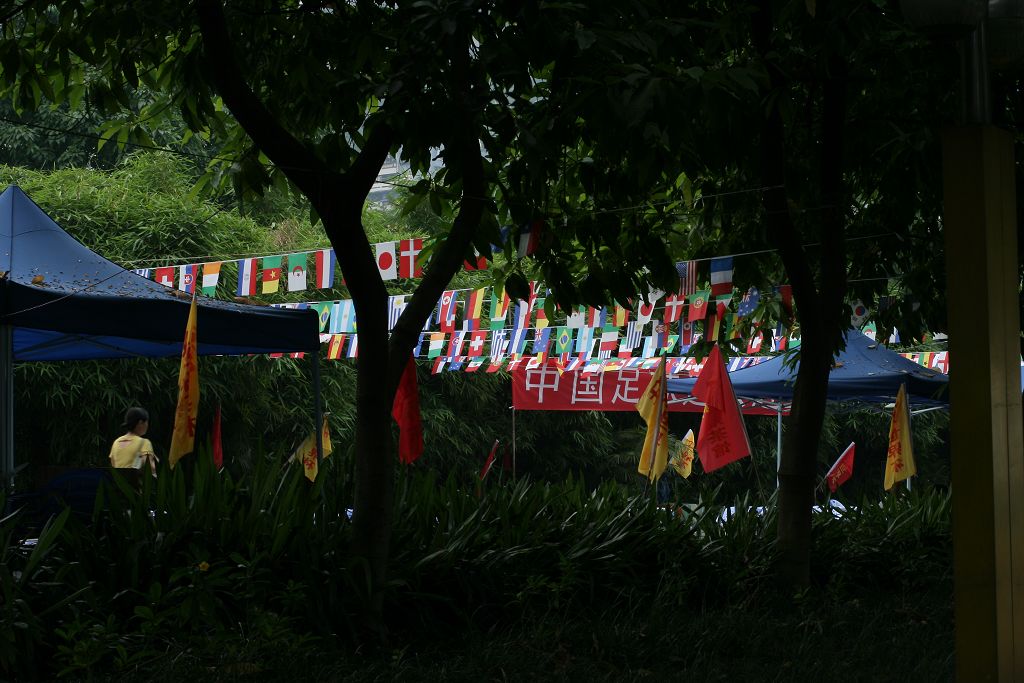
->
[0,0,973,597]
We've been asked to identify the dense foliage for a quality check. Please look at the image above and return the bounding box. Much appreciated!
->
[3,154,653,491]
[1,454,951,680]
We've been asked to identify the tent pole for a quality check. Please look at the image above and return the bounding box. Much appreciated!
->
[906,396,912,492]
[776,406,783,490]
[312,350,323,465]
[0,325,11,491]
[511,405,517,478]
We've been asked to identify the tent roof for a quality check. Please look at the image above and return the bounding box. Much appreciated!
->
[0,185,319,361]
[666,330,950,407]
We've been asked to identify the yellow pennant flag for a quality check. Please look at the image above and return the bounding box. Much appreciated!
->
[169,296,199,468]
[883,384,916,490]
[669,429,696,478]
[293,417,334,482]
[636,357,669,481]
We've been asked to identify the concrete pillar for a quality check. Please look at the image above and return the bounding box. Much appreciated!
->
[943,125,1024,681]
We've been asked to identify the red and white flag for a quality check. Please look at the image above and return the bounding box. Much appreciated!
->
[663,294,686,324]
[376,241,398,280]
[467,329,488,357]
[399,238,423,278]
[155,266,175,288]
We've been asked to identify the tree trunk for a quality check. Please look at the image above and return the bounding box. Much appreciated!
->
[349,334,395,629]
[775,326,832,584]
[752,0,848,587]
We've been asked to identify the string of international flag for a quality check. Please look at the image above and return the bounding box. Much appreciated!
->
[122,226,825,369]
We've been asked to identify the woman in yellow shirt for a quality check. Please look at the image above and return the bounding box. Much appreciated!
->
[108,407,158,476]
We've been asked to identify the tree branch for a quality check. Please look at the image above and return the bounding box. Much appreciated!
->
[387,25,486,391]
[195,0,340,214]
[818,58,849,346]
[751,0,820,322]
[388,137,485,392]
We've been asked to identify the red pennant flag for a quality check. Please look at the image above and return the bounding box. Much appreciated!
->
[825,442,855,493]
[480,439,500,480]
[392,355,424,464]
[692,344,751,472]
[211,403,223,470]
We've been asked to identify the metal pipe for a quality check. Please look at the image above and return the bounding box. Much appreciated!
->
[776,406,783,490]
[511,405,517,477]
[0,325,11,491]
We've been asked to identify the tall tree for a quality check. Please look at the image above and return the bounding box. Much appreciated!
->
[1,0,686,621]
[508,0,958,584]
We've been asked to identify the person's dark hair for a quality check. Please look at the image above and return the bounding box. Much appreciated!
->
[122,407,149,432]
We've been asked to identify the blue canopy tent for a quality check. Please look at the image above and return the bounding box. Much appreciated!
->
[666,330,950,409]
[666,330,951,481]
[0,186,322,482]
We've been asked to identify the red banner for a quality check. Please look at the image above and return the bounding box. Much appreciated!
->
[511,362,782,416]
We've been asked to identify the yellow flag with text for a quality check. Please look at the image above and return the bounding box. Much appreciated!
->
[294,417,334,482]
[169,297,199,468]
[883,384,916,490]
[669,429,696,478]
[636,358,669,481]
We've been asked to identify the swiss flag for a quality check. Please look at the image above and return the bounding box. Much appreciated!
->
[399,238,423,278]
[155,266,175,288]
[467,329,488,357]
[747,331,764,354]
[376,241,397,280]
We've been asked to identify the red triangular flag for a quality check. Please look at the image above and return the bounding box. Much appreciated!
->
[211,403,223,470]
[480,440,500,480]
[692,344,751,472]
[825,442,855,493]
[392,355,424,464]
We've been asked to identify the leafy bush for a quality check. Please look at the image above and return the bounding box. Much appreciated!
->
[0,454,951,680]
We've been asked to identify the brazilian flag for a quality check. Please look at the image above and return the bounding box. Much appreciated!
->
[554,326,573,354]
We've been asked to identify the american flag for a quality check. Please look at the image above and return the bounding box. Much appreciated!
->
[676,260,698,296]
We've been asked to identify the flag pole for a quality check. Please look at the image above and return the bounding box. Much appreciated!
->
[312,348,323,465]
[0,324,12,492]
[905,393,912,492]
[775,404,783,490]
[510,405,517,477]
[645,355,667,487]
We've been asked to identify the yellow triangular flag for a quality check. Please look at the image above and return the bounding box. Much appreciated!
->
[636,357,669,481]
[294,417,334,482]
[883,384,916,490]
[169,297,199,468]
[669,429,696,478]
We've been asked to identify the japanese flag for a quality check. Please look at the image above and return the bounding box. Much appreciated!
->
[376,241,398,280]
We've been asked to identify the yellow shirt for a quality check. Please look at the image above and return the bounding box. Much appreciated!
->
[108,433,156,469]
